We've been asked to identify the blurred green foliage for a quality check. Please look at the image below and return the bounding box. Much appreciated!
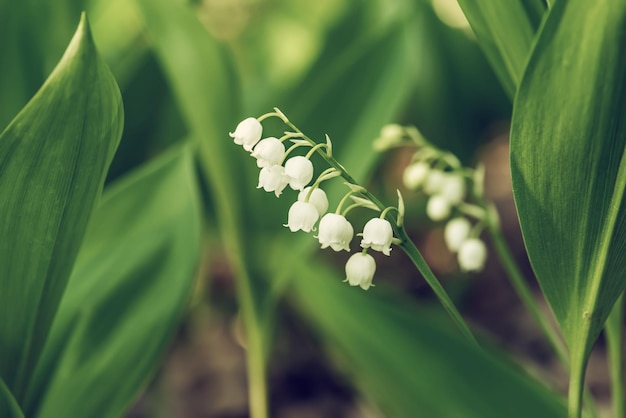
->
[5,0,621,417]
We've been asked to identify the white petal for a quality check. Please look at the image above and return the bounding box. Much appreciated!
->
[318,213,354,252]
[298,187,329,216]
[403,162,430,190]
[424,169,446,195]
[440,174,466,205]
[257,165,288,197]
[251,137,285,168]
[230,118,262,151]
[426,195,451,221]
[345,252,376,290]
[458,238,487,272]
[360,218,393,256]
[444,217,471,252]
[286,201,319,232]
[284,156,314,190]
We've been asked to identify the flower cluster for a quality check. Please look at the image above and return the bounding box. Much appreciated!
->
[374,124,488,272]
[231,110,404,290]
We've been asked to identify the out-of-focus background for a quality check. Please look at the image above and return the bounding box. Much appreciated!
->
[2,0,613,416]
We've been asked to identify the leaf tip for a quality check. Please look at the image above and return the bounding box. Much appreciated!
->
[56,12,98,70]
[74,12,95,48]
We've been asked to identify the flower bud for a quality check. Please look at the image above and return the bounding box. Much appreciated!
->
[440,174,466,205]
[458,238,487,272]
[360,218,393,256]
[285,201,319,232]
[317,213,354,252]
[251,137,285,168]
[424,169,447,195]
[298,187,329,217]
[444,217,471,252]
[229,117,262,151]
[426,195,452,221]
[345,252,376,290]
[284,156,314,190]
[403,162,430,190]
[257,165,288,197]
[373,124,404,151]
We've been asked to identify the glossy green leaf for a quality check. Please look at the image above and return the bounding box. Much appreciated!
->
[457,0,545,97]
[510,0,626,412]
[23,146,201,418]
[288,255,567,418]
[0,13,123,399]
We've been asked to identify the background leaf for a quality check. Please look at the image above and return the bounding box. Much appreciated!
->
[0,13,123,400]
[0,379,24,418]
[0,1,85,128]
[287,252,567,418]
[280,0,418,182]
[23,146,202,418]
[132,0,281,414]
[510,0,626,410]
[457,0,545,97]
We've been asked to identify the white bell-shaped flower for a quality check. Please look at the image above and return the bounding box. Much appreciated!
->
[251,137,285,168]
[440,174,466,205]
[444,217,471,252]
[317,213,354,252]
[403,162,430,190]
[230,117,262,152]
[284,156,314,190]
[360,218,393,256]
[345,252,376,290]
[257,165,288,197]
[285,201,319,232]
[458,238,487,272]
[426,195,452,221]
[424,169,447,195]
[298,187,329,217]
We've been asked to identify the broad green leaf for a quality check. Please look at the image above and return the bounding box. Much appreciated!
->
[288,255,567,418]
[510,0,626,411]
[0,13,123,399]
[457,0,545,97]
[22,146,201,418]
[0,379,24,418]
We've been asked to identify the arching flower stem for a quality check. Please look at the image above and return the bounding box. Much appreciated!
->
[305,143,329,159]
[341,202,379,217]
[282,142,310,163]
[278,132,303,142]
[258,109,289,123]
[335,190,355,215]
[380,206,398,219]
[304,169,341,202]
[274,108,478,346]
